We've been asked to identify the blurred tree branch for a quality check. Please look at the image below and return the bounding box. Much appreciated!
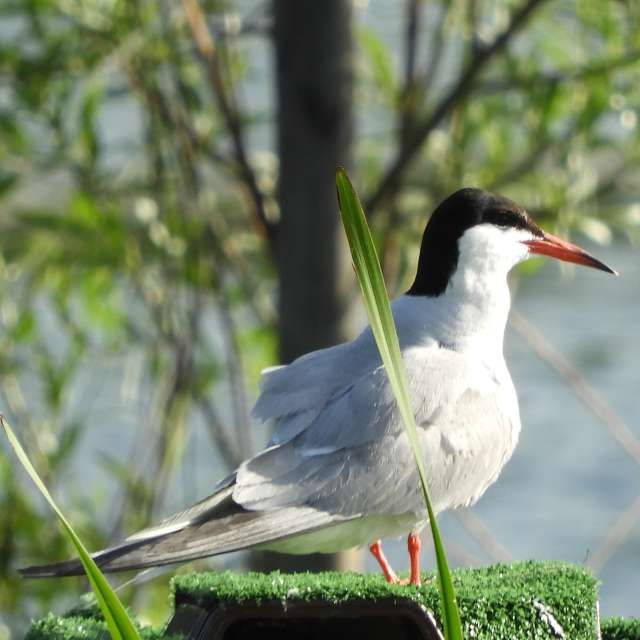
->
[510,312,640,466]
[365,0,548,217]
[381,0,425,286]
[480,49,640,93]
[181,0,276,251]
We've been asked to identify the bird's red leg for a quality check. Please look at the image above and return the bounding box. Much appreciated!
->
[408,532,422,586]
[369,540,399,583]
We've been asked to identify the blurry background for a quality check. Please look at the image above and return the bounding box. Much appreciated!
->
[1,0,639,636]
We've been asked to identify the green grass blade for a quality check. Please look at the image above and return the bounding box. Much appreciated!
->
[335,168,463,640]
[1,416,141,640]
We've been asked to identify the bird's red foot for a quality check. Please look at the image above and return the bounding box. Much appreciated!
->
[369,540,399,583]
[407,531,422,586]
[369,533,423,586]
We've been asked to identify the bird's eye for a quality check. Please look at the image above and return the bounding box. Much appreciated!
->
[487,211,513,229]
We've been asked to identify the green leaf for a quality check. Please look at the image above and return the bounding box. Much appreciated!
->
[335,168,463,640]
[1,417,141,640]
[358,28,397,104]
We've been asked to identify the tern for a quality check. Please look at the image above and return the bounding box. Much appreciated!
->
[22,188,616,585]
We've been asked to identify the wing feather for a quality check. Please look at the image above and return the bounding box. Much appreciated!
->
[237,343,519,519]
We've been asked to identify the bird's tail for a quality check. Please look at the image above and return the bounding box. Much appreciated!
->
[20,480,353,578]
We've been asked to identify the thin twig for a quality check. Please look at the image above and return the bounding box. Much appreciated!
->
[399,0,424,146]
[366,0,548,217]
[587,494,640,573]
[381,0,425,284]
[454,509,513,563]
[510,311,640,466]
[487,138,552,191]
[126,67,228,167]
[216,292,253,460]
[466,0,481,54]
[419,528,481,567]
[421,3,448,98]
[181,0,276,250]
[198,396,243,468]
[404,0,422,102]
[479,49,640,93]
[487,102,567,191]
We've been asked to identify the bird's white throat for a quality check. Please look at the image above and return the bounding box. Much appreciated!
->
[399,224,531,355]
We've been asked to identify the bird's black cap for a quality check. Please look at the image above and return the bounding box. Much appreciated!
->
[407,188,542,297]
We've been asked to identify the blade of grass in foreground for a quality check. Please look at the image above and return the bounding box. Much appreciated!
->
[1,416,141,640]
[336,168,463,640]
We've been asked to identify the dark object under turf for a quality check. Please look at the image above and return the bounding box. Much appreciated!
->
[25,561,640,640]
[167,598,441,639]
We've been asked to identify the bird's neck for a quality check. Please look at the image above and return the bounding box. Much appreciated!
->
[397,269,512,356]
[443,265,511,350]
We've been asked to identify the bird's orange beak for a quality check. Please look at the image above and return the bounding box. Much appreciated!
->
[523,231,618,275]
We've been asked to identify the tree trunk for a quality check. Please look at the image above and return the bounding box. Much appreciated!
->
[250,0,362,573]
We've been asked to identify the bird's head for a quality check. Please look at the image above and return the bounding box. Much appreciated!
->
[408,188,617,297]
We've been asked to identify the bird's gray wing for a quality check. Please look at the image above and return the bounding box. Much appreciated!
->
[235,345,511,517]
[308,380,521,517]
[21,461,361,578]
[123,472,238,542]
[253,295,466,448]
[253,338,375,446]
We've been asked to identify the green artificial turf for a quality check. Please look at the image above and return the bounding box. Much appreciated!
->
[172,560,599,639]
[28,561,640,640]
[25,609,163,640]
[601,617,640,640]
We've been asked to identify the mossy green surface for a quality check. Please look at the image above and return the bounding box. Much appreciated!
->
[601,617,640,640]
[171,560,599,639]
[31,561,640,640]
[25,610,163,640]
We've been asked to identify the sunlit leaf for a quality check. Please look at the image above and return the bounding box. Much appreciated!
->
[359,28,397,104]
[335,168,463,639]
[1,417,142,640]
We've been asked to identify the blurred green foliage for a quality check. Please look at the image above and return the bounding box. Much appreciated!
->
[3,417,141,640]
[0,0,639,637]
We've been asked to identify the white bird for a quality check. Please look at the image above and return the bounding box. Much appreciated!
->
[22,188,616,585]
